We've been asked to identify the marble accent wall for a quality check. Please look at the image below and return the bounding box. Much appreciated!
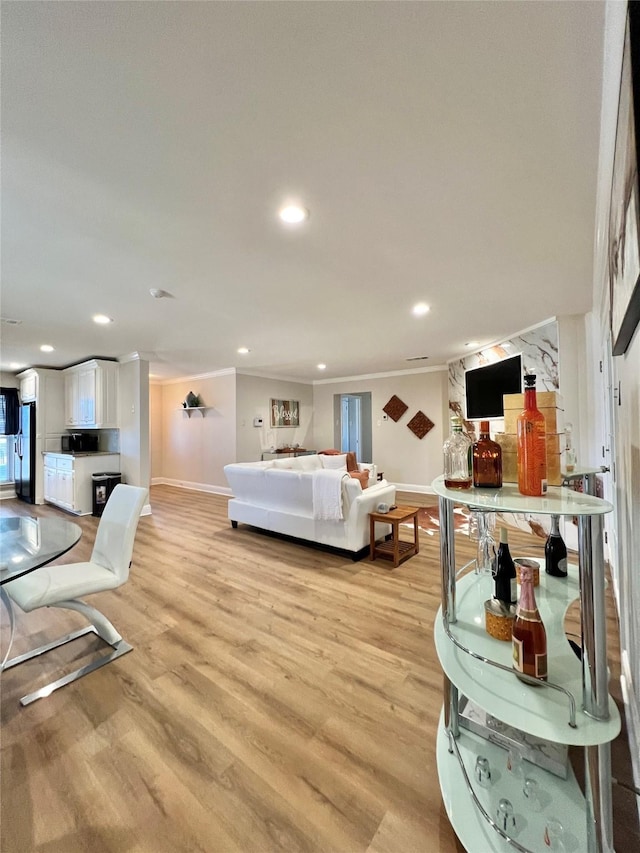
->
[448,320,559,426]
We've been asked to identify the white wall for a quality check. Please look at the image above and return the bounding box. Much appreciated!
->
[149,382,163,480]
[236,374,314,462]
[153,369,236,493]
[118,356,150,505]
[312,368,449,490]
[591,0,640,792]
[0,372,19,388]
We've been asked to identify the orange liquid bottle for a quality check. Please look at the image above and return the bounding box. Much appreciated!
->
[516,373,547,496]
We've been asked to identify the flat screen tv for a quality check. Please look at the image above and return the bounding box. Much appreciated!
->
[464,354,522,420]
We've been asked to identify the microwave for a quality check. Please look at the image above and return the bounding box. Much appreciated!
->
[61,433,99,452]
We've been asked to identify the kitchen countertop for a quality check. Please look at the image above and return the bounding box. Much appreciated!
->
[42,451,120,457]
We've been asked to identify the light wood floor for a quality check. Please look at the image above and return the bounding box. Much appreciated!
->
[1,486,637,852]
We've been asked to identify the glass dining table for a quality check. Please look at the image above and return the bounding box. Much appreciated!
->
[0,515,82,674]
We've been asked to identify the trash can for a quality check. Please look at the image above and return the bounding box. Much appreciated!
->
[92,472,122,517]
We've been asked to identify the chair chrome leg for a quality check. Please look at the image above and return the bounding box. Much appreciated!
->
[2,626,98,670]
[0,587,16,670]
[19,639,133,706]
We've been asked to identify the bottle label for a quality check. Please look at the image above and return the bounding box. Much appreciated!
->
[558,558,568,573]
[513,637,523,672]
[510,578,517,603]
[535,652,548,679]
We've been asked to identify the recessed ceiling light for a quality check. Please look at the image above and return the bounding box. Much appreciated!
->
[93,314,113,325]
[278,204,309,224]
[40,344,54,353]
[466,341,480,347]
[317,363,327,370]
[237,347,250,354]
[412,303,430,317]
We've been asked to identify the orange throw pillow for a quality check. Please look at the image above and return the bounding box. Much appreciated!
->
[348,470,369,489]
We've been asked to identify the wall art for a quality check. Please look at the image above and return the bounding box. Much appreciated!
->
[270,398,300,428]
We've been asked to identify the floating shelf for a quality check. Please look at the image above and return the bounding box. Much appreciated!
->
[180,407,212,417]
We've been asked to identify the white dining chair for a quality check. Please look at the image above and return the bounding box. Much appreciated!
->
[2,484,147,706]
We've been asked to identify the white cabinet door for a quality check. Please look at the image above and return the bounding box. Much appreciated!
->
[20,372,37,402]
[78,367,96,425]
[44,465,57,502]
[65,372,80,426]
[58,470,75,510]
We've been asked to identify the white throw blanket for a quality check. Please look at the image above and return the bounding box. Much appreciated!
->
[312,469,347,520]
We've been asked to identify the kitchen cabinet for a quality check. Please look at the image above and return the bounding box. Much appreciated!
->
[63,359,118,428]
[19,372,38,402]
[43,453,120,515]
[432,476,618,853]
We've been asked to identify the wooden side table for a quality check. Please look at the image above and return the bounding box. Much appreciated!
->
[369,505,420,568]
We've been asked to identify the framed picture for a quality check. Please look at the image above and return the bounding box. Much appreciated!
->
[270,398,299,428]
[609,4,640,356]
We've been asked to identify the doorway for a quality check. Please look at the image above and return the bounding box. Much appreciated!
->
[333,392,372,462]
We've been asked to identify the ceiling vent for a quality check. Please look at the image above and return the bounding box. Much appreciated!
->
[1,317,22,325]
[405,355,429,362]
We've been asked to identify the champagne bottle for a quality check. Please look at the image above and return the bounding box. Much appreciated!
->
[472,420,503,488]
[545,515,568,577]
[493,527,517,607]
[443,415,472,489]
[512,563,548,682]
[516,372,548,497]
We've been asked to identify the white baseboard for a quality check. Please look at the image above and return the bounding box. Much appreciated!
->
[0,484,17,500]
[151,477,232,496]
[394,482,435,495]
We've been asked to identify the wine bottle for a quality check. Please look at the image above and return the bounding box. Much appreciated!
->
[443,415,472,489]
[473,420,503,488]
[512,563,548,682]
[493,527,517,607]
[545,515,568,577]
[516,372,547,497]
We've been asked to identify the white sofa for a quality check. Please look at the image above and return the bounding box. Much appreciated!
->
[224,454,396,557]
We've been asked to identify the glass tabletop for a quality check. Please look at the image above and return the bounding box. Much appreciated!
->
[0,516,82,585]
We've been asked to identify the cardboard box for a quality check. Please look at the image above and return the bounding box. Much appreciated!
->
[503,391,564,435]
[496,432,563,456]
[459,695,568,779]
[500,450,563,486]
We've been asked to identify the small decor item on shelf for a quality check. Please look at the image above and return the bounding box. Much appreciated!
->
[493,527,517,607]
[496,799,516,833]
[523,777,542,813]
[512,563,548,682]
[545,515,568,578]
[516,372,548,496]
[474,755,492,787]
[472,420,503,488]
[564,422,577,472]
[443,415,472,489]
[475,510,496,575]
[484,598,516,641]
[184,391,201,408]
[514,557,540,587]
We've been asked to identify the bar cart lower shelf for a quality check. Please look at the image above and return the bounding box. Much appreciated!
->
[437,711,587,853]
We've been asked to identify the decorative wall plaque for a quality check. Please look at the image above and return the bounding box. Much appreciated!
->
[407,410,435,440]
[383,395,408,422]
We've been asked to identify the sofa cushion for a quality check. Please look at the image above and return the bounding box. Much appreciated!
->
[320,453,347,471]
[349,470,369,489]
[296,454,322,471]
[272,458,295,469]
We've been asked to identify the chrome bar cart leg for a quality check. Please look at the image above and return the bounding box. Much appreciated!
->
[439,495,456,625]
[443,677,459,746]
[578,511,613,853]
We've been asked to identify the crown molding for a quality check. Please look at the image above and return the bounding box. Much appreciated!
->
[312,364,448,385]
[158,367,236,386]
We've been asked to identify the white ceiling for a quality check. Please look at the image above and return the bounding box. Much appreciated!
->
[1,1,606,382]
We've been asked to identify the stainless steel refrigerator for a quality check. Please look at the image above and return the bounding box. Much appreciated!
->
[14,402,36,503]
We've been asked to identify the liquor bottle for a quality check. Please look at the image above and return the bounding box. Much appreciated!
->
[472,421,503,488]
[517,372,548,496]
[443,415,472,489]
[544,515,568,577]
[493,527,517,607]
[512,563,548,682]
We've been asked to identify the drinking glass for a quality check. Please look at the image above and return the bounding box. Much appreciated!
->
[506,746,524,778]
[474,755,492,786]
[543,818,567,852]
[496,798,515,832]
[522,777,542,812]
